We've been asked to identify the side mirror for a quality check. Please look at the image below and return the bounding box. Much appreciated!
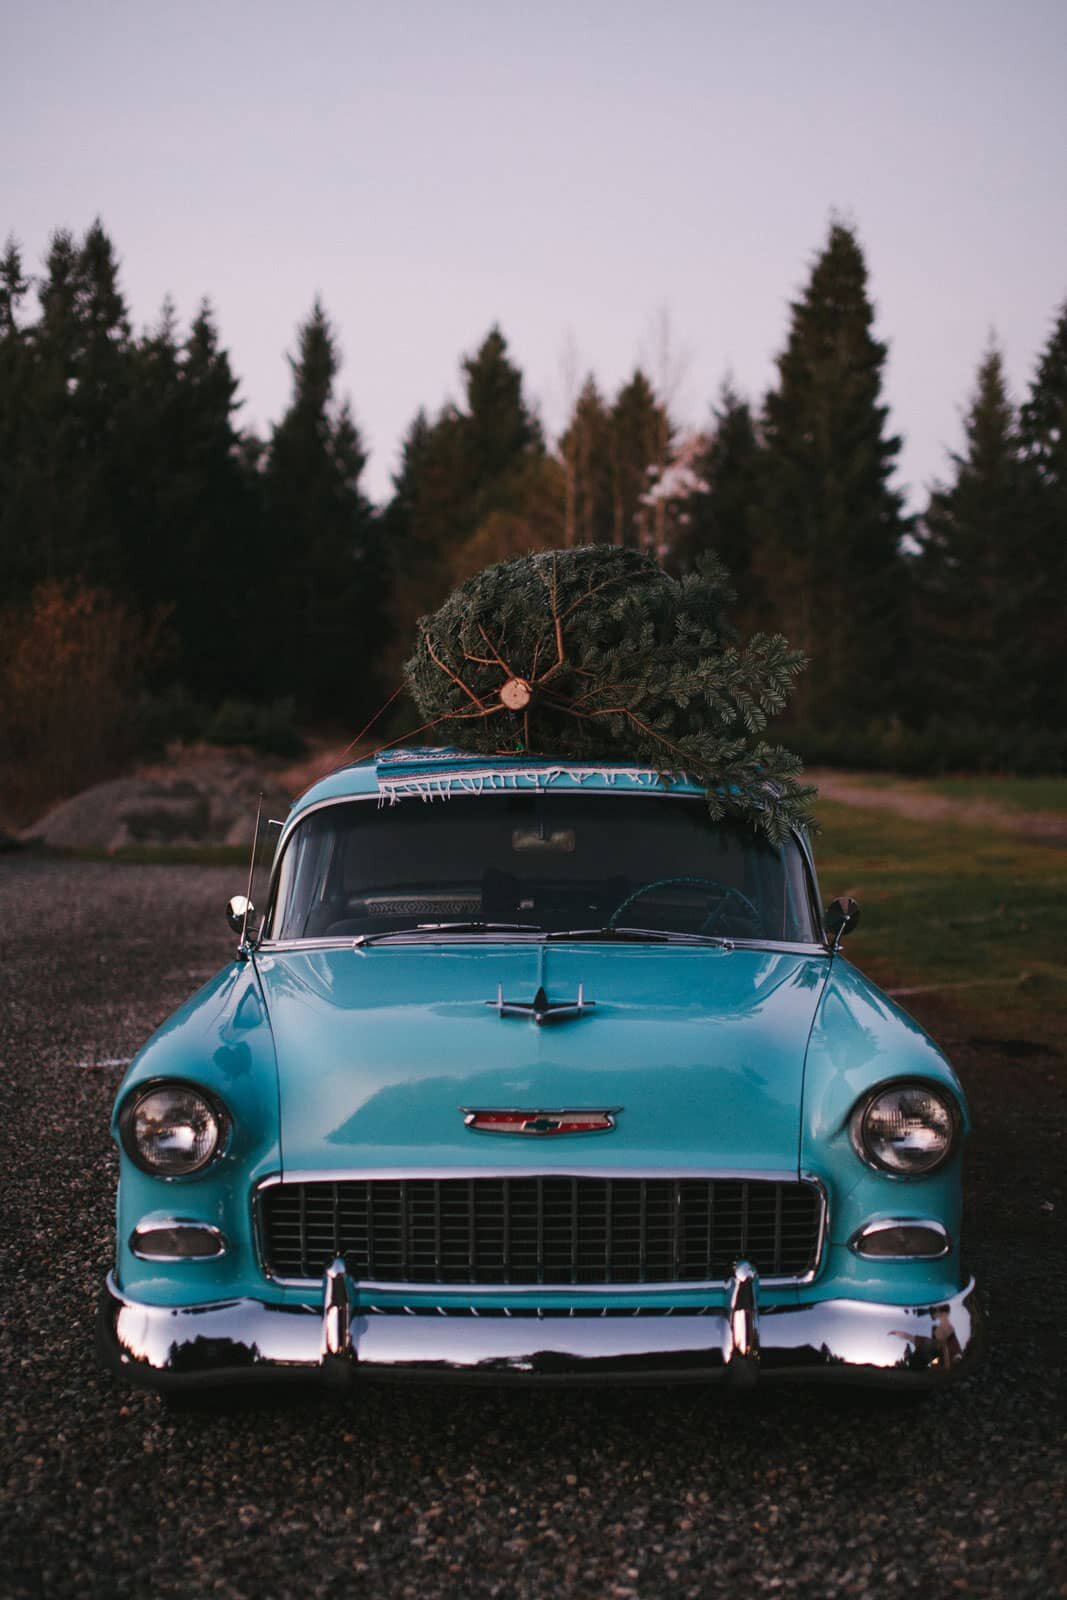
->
[226,894,256,935]
[825,895,860,947]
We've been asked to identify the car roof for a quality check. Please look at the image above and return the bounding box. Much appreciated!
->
[287,745,706,823]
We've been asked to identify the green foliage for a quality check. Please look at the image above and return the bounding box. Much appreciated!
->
[204,697,305,758]
[129,689,306,760]
[2,214,1065,791]
[129,684,209,755]
[405,546,814,841]
[788,716,1067,776]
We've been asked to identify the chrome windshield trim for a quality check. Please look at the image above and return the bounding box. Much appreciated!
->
[255,935,829,957]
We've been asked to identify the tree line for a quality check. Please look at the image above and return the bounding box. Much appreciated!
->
[1,217,1065,813]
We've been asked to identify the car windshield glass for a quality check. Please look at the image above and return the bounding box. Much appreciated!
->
[268,794,818,944]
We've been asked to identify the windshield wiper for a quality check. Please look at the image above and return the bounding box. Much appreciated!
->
[544,925,735,948]
[352,921,543,946]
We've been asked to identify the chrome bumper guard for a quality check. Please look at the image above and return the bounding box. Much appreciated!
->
[98,1260,982,1390]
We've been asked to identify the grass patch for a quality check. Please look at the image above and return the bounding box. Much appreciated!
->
[920,776,1067,814]
[33,843,251,867]
[812,799,1067,1032]
[814,770,1067,814]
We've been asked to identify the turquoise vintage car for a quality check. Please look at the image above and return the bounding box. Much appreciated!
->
[99,748,981,1389]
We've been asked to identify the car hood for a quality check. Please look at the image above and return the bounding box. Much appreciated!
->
[253,943,829,1174]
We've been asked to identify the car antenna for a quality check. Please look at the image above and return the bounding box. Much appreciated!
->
[239,792,264,954]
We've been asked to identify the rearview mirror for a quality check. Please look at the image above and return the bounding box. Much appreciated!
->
[825,895,860,946]
[226,894,256,935]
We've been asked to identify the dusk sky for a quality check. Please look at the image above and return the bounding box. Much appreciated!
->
[6,0,1066,505]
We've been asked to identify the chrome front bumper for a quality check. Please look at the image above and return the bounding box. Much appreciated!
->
[98,1260,982,1390]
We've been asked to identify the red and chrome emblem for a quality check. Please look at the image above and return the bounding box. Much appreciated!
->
[461,1108,620,1136]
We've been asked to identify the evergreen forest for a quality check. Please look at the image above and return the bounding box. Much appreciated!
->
[1,218,1065,820]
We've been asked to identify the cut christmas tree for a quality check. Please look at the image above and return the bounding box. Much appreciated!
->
[403,546,815,841]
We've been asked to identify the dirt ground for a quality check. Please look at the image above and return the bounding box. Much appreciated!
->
[809,769,1067,845]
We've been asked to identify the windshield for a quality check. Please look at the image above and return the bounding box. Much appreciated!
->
[268,794,819,944]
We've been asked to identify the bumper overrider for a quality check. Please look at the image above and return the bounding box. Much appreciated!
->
[98,1260,982,1390]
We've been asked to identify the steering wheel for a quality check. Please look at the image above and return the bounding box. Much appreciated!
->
[608,876,763,938]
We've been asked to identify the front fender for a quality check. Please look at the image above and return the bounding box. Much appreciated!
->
[110,959,280,1305]
[800,958,970,1302]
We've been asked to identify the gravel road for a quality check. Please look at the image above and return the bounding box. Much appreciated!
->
[1,859,1063,1599]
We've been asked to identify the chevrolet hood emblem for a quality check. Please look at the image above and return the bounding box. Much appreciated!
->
[461,1108,621,1135]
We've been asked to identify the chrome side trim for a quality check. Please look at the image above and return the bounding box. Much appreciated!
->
[129,1220,227,1261]
[98,1273,983,1390]
[802,1172,830,1283]
[848,1218,951,1260]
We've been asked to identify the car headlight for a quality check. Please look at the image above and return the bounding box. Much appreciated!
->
[850,1080,959,1176]
[120,1083,228,1176]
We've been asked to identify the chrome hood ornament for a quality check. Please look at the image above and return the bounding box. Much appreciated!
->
[486,983,595,1024]
[461,1107,621,1135]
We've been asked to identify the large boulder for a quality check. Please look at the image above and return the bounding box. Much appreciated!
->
[24,756,292,852]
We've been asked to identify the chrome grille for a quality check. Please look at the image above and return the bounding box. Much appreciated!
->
[259,1176,822,1284]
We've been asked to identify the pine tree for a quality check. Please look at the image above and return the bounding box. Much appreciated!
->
[4,222,137,592]
[557,376,613,547]
[383,404,470,672]
[117,296,182,610]
[671,382,764,622]
[1018,300,1067,726]
[0,236,28,335]
[461,325,542,487]
[118,298,260,697]
[758,222,909,723]
[69,220,133,586]
[22,229,84,585]
[609,370,672,550]
[385,326,545,663]
[916,344,1027,724]
[264,299,387,718]
[0,238,32,596]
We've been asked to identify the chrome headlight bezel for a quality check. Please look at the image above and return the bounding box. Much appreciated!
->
[849,1077,961,1179]
[119,1079,231,1179]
